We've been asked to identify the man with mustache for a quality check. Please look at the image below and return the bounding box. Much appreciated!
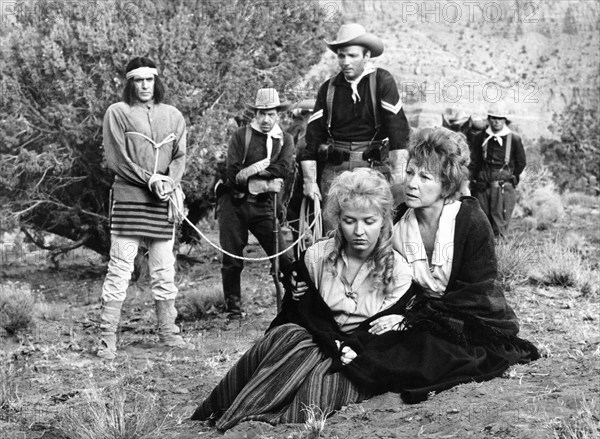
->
[216,88,294,319]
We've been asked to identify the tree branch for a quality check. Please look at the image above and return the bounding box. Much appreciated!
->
[12,199,107,221]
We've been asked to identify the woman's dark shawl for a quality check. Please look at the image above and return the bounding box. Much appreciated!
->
[269,197,539,403]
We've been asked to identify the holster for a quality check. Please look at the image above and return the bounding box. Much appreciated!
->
[318,141,385,166]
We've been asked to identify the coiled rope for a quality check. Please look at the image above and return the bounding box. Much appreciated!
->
[296,196,323,259]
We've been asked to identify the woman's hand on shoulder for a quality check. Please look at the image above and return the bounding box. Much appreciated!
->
[369,315,406,335]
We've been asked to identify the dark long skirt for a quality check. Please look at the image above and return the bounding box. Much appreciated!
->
[191,323,368,430]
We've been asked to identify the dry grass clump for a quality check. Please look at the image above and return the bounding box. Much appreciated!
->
[552,397,599,439]
[302,404,331,439]
[0,362,21,411]
[34,301,68,321]
[518,167,565,230]
[563,191,599,208]
[530,240,597,295]
[179,281,225,320]
[496,235,538,291]
[529,186,565,230]
[59,377,175,439]
[0,282,35,335]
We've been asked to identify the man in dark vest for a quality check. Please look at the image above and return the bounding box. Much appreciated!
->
[217,88,294,319]
[470,102,526,238]
[299,23,411,229]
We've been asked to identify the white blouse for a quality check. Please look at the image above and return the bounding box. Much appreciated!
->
[392,201,461,297]
[304,238,413,332]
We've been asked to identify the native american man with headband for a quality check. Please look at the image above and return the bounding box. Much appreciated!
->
[98,57,191,359]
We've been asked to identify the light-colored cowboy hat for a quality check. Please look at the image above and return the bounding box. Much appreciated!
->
[325,23,384,57]
[487,101,511,121]
[247,88,290,111]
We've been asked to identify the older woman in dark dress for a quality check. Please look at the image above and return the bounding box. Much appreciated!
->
[337,127,539,402]
[192,128,539,431]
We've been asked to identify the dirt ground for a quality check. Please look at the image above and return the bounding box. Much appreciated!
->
[1,200,599,439]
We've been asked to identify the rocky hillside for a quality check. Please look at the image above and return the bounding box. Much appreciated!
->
[306,0,599,139]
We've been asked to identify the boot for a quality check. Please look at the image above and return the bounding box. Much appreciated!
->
[221,267,242,319]
[155,299,194,348]
[97,301,123,360]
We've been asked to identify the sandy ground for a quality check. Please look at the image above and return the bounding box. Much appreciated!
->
[1,202,599,439]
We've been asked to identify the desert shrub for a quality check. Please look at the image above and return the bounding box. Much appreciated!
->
[518,169,564,229]
[563,191,600,208]
[530,186,565,229]
[0,0,336,255]
[496,236,538,292]
[0,363,21,411]
[179,282,224,321]
[530,239,595,294]
[540,102,599,192]
[33,301,68,321]
[0,282,35,335]
[561,230,587,254]
[59,378,175,439]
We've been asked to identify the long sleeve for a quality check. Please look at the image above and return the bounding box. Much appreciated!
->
[167,110,187,186]
[302,80,329,162]
[264,132,294,178]
[225,128,246,192]
[511,134,526,184]
[103,104,152,187]
[377,69,410,151]
[469,131,484,180]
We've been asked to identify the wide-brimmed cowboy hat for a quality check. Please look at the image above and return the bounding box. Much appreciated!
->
[487,101,511,121]
[247,88,290,111]
[325,23,384,57]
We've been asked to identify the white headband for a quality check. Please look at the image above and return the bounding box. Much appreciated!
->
[125,67,158,79]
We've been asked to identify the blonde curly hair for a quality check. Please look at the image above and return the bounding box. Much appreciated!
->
[322,168,396,296]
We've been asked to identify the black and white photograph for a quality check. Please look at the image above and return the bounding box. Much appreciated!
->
[1,1,598,438]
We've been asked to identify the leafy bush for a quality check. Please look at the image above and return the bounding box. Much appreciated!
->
[0,0,336,256]
[540,102,600,192]
[0,282,35,335]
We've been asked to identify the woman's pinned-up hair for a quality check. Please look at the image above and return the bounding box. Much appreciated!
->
[122,56,165,105]
[408,127,471,200]
[323,168,396,296]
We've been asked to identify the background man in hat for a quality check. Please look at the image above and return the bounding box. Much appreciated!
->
[469,102,526,238]
[98,56,190,360]
[218,88,294,319]
[300,23,411,228]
